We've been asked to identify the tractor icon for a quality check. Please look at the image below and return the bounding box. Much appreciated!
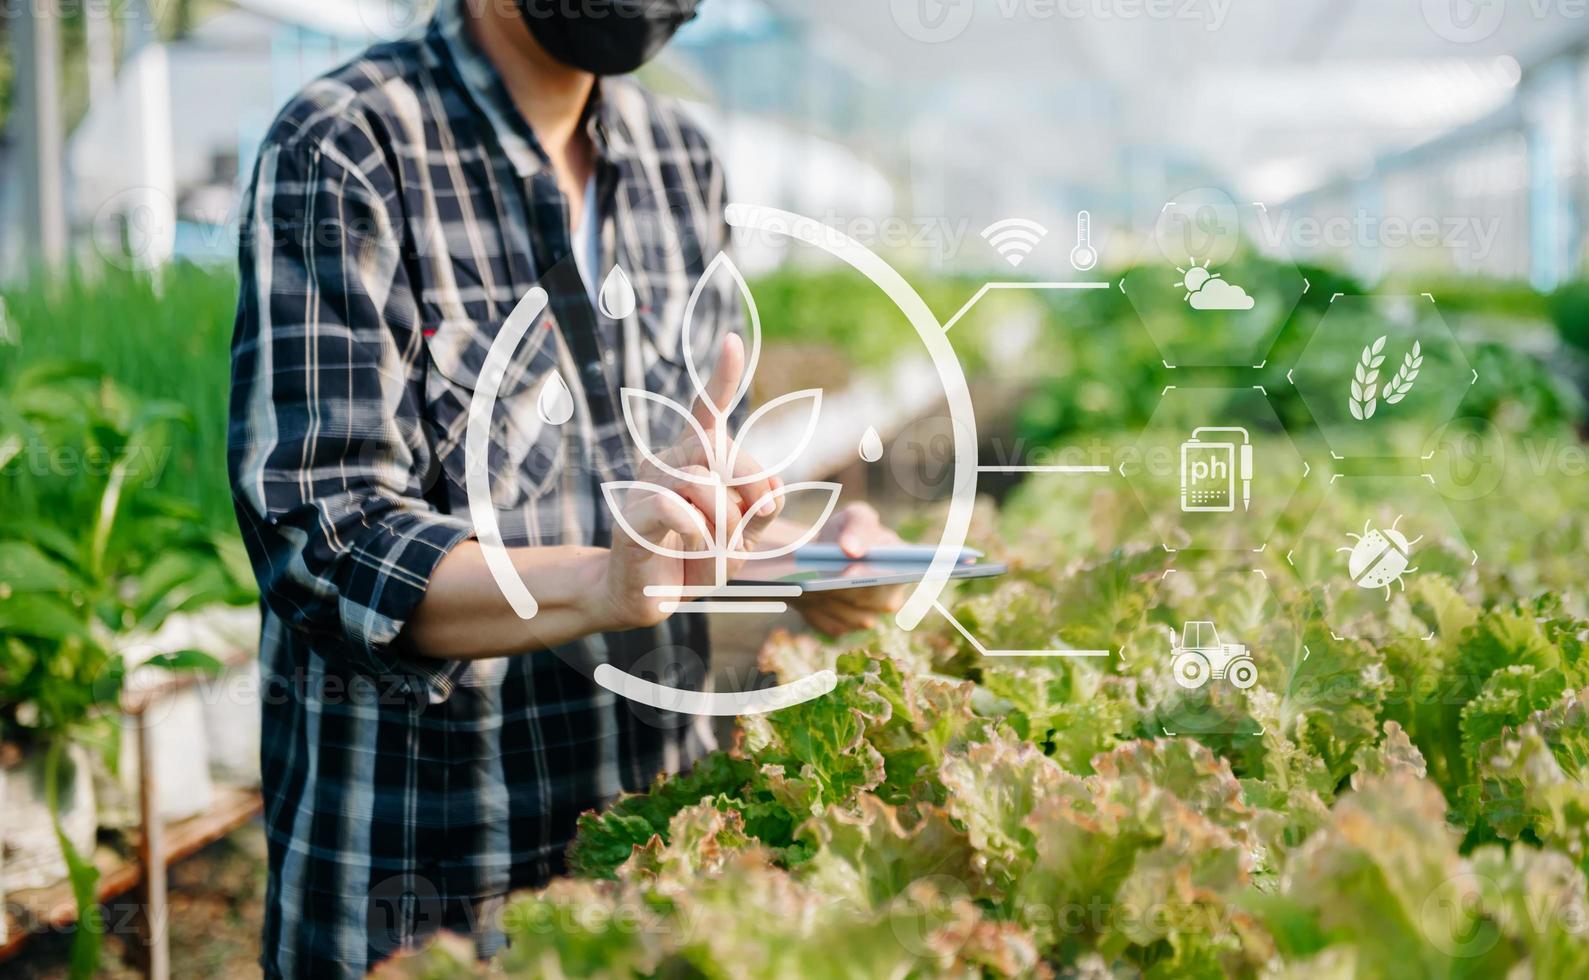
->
[1171,620,1257,690]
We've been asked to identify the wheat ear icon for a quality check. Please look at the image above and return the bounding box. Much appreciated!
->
[1349,335,1424,422]
[601,253,841,603]
[1382,342,1422,405]
[1349,335,1386,420]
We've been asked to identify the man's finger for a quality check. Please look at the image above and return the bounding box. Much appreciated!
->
[667,468,723,532]
[803,608,839,637]
[727,452,781,520]
[691,333,745,432]
[807,607,867,638]
[829,607,876,634]
[652,439,709,473]
[837,502,883,558]
[633,492,709,553]
[828,585,907,613]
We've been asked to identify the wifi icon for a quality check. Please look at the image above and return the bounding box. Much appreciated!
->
[981,218,1047,268]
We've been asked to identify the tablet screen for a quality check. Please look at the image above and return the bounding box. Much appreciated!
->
[731,553,1005,592]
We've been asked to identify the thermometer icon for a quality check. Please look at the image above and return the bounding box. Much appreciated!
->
[1070,210,1098,272]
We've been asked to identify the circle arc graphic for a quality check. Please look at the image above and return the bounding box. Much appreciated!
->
[721,204,978,631]
[465,286,548,620]
[467,208,979,713]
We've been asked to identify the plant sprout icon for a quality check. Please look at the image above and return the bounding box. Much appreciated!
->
[600,254,841,611]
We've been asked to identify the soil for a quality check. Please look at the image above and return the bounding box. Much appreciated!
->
[8,824,268,980]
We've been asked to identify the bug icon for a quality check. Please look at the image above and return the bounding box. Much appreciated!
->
[1339,514,1423,599]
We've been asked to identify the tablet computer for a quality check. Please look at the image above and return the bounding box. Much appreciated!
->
[731,544,1006,593]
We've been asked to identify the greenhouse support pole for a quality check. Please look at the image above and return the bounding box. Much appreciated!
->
[85,0,117,110]
[1572,50,1588,277]
[131,712,171,980]
[14,0,68,272]
[123,0,177,271]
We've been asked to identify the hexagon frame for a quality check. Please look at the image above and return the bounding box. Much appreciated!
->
[1289,293,1477,460]
[1118,191,1310,369]
[1288,474,1479,642]
[1125,565,1307,737]
[1121,384,1312,553]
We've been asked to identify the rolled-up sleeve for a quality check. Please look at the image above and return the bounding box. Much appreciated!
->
[228,134,471,704]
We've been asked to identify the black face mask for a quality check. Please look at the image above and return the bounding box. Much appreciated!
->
[517,0,700,76]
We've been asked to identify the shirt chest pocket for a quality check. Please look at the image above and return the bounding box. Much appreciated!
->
[421,315,568,511]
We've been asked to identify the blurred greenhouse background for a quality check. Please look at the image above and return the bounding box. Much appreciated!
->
[5,0,1589,974]
[6,0,1589,283]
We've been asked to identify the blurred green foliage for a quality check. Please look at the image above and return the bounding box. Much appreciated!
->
[751,266,1009,376]
[0,361,247,977]
[1546,280,1589,357]
[1,255,1585,977]
[0,360,250,748]
[1,264,239,529]
[1017,258,1586,450]
[392,429,1589,977]
[1,260,1584,538]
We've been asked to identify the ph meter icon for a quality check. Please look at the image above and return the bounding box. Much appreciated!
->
[1179,426,1252,513]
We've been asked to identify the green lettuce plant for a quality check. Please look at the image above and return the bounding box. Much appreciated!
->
[0,361,251,977]
[374,426,1589,978]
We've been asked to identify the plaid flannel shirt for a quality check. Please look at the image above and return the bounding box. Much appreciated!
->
[228,4,741,975]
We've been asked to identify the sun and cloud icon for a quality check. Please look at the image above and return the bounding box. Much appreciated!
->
[1174,257,1255,311]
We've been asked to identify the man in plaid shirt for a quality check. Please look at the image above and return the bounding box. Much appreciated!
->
[229,0,901,975]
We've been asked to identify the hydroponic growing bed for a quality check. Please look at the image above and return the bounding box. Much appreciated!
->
[373,432,1589,979]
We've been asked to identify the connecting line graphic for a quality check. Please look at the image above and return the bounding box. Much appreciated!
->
[934,600,1112,658]
[654,599,793,614]
[947,280,1114,477]
[977,464,1112,474]
[941,280,1111,333]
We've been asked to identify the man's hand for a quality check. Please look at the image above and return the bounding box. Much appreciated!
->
[601,334,785,629]
[790,502,907,636]
[405,333,785,657]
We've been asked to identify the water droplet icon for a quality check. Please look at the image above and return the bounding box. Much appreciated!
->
[598,266,636,319]
[537,372,574,425]
[858,426,883,463]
